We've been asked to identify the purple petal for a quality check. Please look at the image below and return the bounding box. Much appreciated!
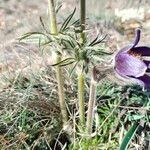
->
[117,45,132,54]
[116,29,141,54]
[131,46,150,56]
[114,68,145,87]
[115,53,147,77]
[116,71,145,87]
[132,28,141,47]
[143,60,150,72]
[143,60,150,69]
[137,75,150,88]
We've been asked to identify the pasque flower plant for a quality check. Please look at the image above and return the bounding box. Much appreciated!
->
[114,28,150,88]
[19,0,112,139]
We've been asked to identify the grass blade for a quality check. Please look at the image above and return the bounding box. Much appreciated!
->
[119,122,139,150]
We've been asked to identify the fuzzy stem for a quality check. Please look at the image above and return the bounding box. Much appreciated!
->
[80,0,86,44]
[78,73,85,128]
[48,0,58,34]
[86,79,97,135]
[48,0,68,124]
[56,55,68,123]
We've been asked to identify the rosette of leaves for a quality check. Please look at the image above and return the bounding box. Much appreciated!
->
[19,8,111,71]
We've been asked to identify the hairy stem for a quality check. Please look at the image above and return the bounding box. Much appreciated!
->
[48,0,68,124]
[86,79,97,135]
[78,74,85,128]
[56,55,68,123]
[80,0,86,44]
[48,0,58,34]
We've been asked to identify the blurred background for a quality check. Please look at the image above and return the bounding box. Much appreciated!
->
[0,0,150,76]
[1,0,150,41]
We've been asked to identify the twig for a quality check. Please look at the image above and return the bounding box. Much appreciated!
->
[117,105,150,111]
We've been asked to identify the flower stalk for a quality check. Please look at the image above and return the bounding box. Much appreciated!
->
[78,73,86,128]
[86,66,101,136]
[86,78,97,135]
[77,0,86,130]
[56,55,68,123]
[80,0,86,44]
[48,0,58,34]
[48,0,68,124]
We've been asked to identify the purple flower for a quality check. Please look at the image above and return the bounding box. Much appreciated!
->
[115,28,150,88]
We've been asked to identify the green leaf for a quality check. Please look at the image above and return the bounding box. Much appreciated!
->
[60,60,75,67]
[61,38,76,50]
[119,122,139,150]
[128,115,145,121]
[91,50,112,56]
[89,35,107,46]
[51,58,75,67]
[56,4,62,13]
[85,48,113,57]
[69,61,79,77]
[60,8,76,32]
[71,19,80,27]
[89,34,99,46]
[39,17,49,34]
[19,32,50,44]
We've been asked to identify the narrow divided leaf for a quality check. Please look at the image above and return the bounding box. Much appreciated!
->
[89,34,99,46]
[51,57,75,66]
[18,32,50,44]
[71,19,80,27]
[60,8,76,32]
[89,34,107,46]
[40,17,50,33]
[56,4,62,14]
[87,50,113,56]
[69,61,79,77]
